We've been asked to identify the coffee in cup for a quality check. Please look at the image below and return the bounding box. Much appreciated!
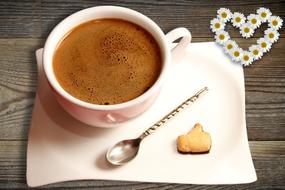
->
[53,19,162,105]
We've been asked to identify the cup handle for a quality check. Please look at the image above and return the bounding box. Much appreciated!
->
[165,27,192,63]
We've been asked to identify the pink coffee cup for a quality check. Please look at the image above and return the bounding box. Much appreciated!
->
[43,6,191,127]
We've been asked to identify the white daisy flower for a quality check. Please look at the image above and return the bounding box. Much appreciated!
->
[268,16,283,30]
[257,7,272,22]
[249,45,263,60]
[215,30,230,45]
[241,51,254,66]
[240,23,254,38]
[230,47,243,62]
[257,38,272,53]
[210,18,225,32]
[217,8,232,22]
[223,40,238,54]
[247,14,262,29]
[232,12,246,28]
[265,28,280,43]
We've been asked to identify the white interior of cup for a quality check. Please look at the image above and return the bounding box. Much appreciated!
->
[43,6,170,110]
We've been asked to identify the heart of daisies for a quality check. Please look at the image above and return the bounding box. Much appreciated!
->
[210,7,283,66]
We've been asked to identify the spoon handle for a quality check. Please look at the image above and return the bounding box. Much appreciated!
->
[139,87,209,140]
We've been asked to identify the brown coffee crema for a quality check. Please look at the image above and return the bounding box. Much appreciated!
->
[53,19,162,105]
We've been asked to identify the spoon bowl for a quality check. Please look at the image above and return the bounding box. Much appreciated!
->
[106,138,141,165]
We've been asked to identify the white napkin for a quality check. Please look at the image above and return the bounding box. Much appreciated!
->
[27,42,256,187]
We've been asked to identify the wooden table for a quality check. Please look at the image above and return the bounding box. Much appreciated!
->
[0,1,284,189]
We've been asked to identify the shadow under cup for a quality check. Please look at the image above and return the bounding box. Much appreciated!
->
[43,6,170,127]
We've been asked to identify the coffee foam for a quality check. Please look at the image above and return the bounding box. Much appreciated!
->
[53,19,161,105]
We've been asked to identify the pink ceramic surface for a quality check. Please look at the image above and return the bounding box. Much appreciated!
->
[27,43,257,187]
[43,6,192,127]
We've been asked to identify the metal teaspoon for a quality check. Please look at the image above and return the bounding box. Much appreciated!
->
[106,87,209,166]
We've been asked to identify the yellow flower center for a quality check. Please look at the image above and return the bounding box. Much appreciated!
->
[234,51,240,57]
[215,23,221,28]
[261,42,267,48]
[272,20,278,26]
[227,44,233,50]
[269,33,274,39]
[235,17,241,23]
[243,55,249,61]
[244,27,250,33]
[219,34,225,40]
[221,12,227,18]
[251,18,257,24]
[253,50,259,55]
[261,12,267,18]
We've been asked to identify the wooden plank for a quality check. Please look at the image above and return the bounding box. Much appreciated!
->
[0,140,284,189]
[0,38,284,141]
[0,1,284,38]
[0,39,42,141]
[0,0,41,37]
[0,38,43,92]
[34,0,285,38]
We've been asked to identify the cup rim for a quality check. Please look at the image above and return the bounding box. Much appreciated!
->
[43,6,170,111]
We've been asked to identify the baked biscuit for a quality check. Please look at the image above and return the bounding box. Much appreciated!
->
[177,123,211,154]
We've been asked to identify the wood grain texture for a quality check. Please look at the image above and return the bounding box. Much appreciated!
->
[40,0,285,39]
[0,0,285,189]
[0,140,284,189]
[0,0,284,38]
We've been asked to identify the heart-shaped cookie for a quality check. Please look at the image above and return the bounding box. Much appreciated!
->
[177,123,211,154]
[210,7,283,66]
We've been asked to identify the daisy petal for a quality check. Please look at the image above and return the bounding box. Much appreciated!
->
[257,38,272,53]
[215,30,230,45]
[257,7,272,22]
[241,51,254,66]
[230,47,243,62]
[249,45,263,60]
[247,14,262,29]
[210,18,225,32]
[268,16,283,30]
[223,40,238,54]
[265,28,280,43]
[217,8,232,22]
[240,23,254,38]
[232,12,246,28]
